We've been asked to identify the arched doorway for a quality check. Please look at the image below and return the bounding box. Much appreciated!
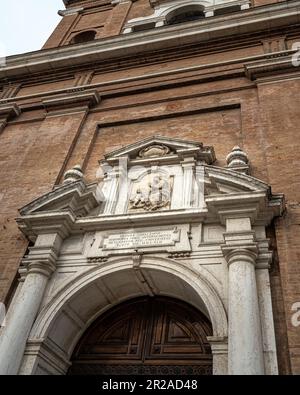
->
[68,296,213,375]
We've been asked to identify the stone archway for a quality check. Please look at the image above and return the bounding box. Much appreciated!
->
[19,257,228,375]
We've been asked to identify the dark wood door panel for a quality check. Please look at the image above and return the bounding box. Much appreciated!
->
[68,296,213,375]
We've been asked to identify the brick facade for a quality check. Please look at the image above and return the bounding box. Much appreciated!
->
[0,0,300,374]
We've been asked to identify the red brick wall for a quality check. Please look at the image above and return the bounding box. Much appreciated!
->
[1,0,299,374]
[256,80,300,374]
[0,110,89,301]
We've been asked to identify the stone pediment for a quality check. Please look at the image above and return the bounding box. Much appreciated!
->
[202,166,284,224]
[204,166,270,195]
[103,135,216,165]
[19,180,99,218]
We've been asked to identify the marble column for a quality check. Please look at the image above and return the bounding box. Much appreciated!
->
[0,233,60,375]
[0,260,55,375]
[226,249,265,374]
[222,219,265,375]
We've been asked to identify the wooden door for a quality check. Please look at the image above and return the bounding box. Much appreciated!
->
[68,297,213,375]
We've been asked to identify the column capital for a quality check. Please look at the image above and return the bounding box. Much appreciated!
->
[180,156,196,167]
[222,247,258,266]
[27,260,56,278]
[222,229,258,265]
[21,253,57,278]
[207,336,228,353]
[256,239,273,269]
[207,336,228,375]
[20,234,60,279]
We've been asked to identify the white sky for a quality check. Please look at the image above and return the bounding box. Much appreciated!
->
[0,0,63,57]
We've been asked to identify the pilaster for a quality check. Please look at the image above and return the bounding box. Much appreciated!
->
[103,164,125,215]
[0,102,21,134]
[207,336,228,375]
[181,157,196,209]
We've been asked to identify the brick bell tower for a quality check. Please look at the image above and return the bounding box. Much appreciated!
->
[44,0,134,48]
[0,0,300,376]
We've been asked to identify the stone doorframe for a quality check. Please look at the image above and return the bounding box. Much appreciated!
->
[18,257,229,375]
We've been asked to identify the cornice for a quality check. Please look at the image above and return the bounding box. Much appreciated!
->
[16,211,76,241]
[43,90,101,112]
[0,102,21,132]
[244,53,298,81]
[58,6,84,16]
[0,102,21,119]
[16,159,285,238]
[1,1,300,80]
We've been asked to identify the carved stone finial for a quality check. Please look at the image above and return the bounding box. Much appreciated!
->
[63,165,84,184]
[226,146,249,174]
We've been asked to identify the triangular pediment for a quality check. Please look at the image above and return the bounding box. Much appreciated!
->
[103,135,216,165]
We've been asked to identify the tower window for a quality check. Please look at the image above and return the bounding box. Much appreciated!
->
[166,6,205,25]
[71,31,97,44]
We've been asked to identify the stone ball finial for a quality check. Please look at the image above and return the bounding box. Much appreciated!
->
[226,146,249,173]
[63,165,84,184]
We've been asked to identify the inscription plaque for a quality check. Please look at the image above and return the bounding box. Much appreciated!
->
[103,229,179,250]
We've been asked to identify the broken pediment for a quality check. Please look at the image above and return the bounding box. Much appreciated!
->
[203,166,271,196]
[18,179,99,218]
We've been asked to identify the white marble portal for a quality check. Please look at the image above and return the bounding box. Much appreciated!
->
[0,136,284,375]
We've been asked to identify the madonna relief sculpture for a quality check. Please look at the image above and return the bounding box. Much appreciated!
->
[129,173,171,212]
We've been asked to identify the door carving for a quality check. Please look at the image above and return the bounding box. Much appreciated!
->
[68,297,213,375]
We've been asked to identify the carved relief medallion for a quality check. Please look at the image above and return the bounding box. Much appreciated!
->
[138,144,172,158]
